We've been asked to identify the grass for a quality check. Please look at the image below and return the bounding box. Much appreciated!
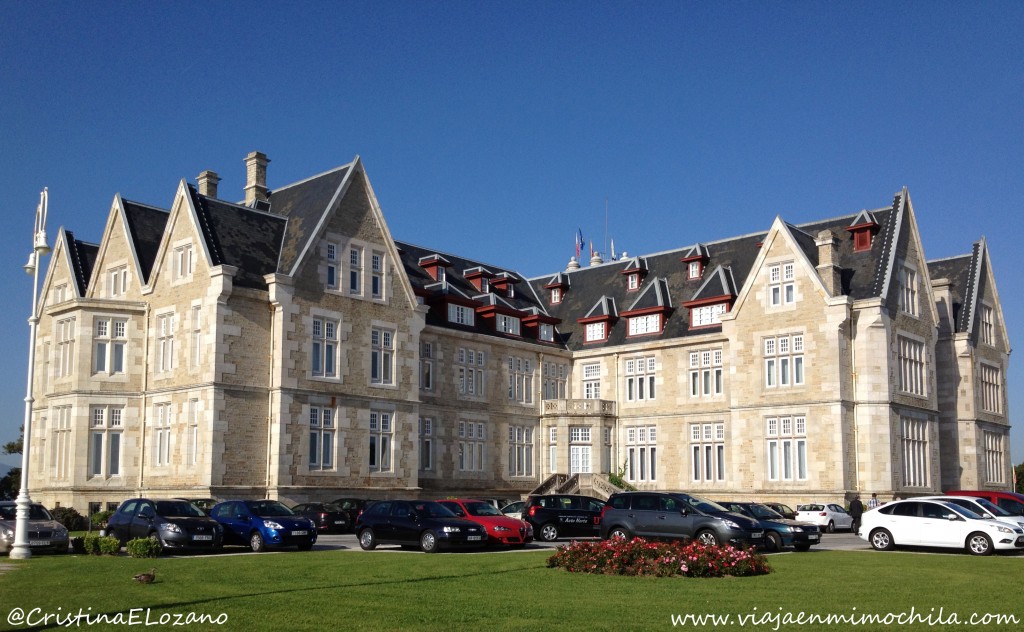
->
[0,548,1021,631]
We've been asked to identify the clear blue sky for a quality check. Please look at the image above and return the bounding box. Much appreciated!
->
[1,1,1021,466]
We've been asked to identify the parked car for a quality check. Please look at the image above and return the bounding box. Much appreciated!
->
[762,502,797,520]
[716,501,819,551]
[522,494,605,542]
[0,501,70,555]
[945,490,1024,517]
[209,500,316,552]
[500,501,525,520]
[795,503,854,532]
[329,497,371,531]
[290,502,350,533]
[600,492,764,548]
[436,498,533,546]
[859,498,1024,555]
[924,496,1024,531]
[107,498,223,552]
[354,499,487,553]
[182,498,219,513]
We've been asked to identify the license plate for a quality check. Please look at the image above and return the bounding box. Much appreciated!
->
[467,535,483,541]
[193,535,213,541]
[334,520,345,524]
[751,533,763,538]
[29,540,49,546]
[808,535,820,541]
[292,530,308,536]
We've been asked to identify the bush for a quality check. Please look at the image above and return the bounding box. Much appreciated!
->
[547,537,771,578]
[126,537,163,558]
[70,536,85,554]
[81,533,121,555]
[51,507,87,531]
[91,510,114,529]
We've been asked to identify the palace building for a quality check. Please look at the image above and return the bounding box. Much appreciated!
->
[27,152,1012,515]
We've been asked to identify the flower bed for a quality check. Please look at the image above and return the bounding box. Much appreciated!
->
[546,537,771,578]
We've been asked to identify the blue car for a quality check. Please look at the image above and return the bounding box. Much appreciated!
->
[209,500,317,552]
[716,501,820,552]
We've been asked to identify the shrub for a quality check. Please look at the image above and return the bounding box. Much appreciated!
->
[81,533,101,555]
[126,537,163,558]
[51,507,87,531]
[91,510,115,529]
[547,537,771,578]
[70,536,86,554]
[97,535,122,555]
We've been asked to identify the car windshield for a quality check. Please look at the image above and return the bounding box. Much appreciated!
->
[156,501,207,517]
[973,498,1012,517]
[323,503,344,512]
[683,495,727,513]
[945,503,982,520]
[798,504,823,512]
[412,501,457,518]
[464,501,502,516]
[749,504,783,519]
[248,501,295,517]
[0,505,52,520]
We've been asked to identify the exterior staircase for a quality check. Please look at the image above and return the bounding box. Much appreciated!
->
[527,473,623,500]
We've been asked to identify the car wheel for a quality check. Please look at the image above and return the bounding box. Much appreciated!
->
[967,532,994,556]
[765,531,783,552]
[869,528,894,551]
[539,523,559,542]
[825,520,835,533]
[608,527,631,541]
[420,530,439,553]
[793,543,811,552]
[358,529,377,551]
[696,530,719,547]
[249,531,265,553]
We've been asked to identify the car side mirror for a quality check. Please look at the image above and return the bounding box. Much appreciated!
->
[982,513,992,519]
[947,514,959,521]
[455,509,465,517]
[679,508,689,516]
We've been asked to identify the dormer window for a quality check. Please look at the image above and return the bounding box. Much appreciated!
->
[628,314,662,336]
[551,287,562,304]
[584,322,607,343]
[539,323,554,342]
[481,277,489,293]
[691,303,727,327]
[627,273,639,291]
[497,314,521,335]
[507,284,514,299]
[846,212,880,253]
[108,266,128,297]
[688,261,702,280]
[448,304,475,326]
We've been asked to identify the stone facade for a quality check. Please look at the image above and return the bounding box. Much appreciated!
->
[25,154,1012,517]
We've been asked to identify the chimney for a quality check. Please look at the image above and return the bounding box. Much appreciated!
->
[815,229,842,296]
[197,170,221,198]
[244,151,270,205]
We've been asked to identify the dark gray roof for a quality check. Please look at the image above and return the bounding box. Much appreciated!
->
[189,186,287,290]
[120,199,169,284]
[928,253,973,334]
[64,230,98,298]
[269,165,352,275]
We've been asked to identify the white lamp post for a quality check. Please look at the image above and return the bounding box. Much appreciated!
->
[10,189,49,560]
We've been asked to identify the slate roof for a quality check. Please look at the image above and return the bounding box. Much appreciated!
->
[63,230,98,298]
[120,199,169,284]
[270,164,353,276]
[927,253,973,333]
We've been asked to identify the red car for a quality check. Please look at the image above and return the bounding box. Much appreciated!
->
[437,498,533,546]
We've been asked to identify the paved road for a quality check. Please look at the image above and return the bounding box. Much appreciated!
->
[304,530,871,554]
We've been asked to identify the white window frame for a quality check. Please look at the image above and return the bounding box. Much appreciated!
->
[371,328,394,386]
[628,314,661,336]
[582,362,601,399]
[764,334,804,389]
[309,406,335,470]
[325,242,338,290]
[899,265,919,316]
[689,423,724,482]
[765,415,807,481]
[369,410,393,473]
[542,362,568,400]
[156,312,175,373]
[186,398,199,467]
[419,341,434,391]
[983,430,1004,484]
[457,348,485,398]
[458,421,486,472]
[349,246,362,295]
[625,356,657,402]
[56,317,76,378]
[691,303,726,327]
[189,305,202,369]
[89,406,123,478]
[448,304,475,326]
[508,425,534,477]
[980,304,995,346]
[371,250,385,299]
[311,317,339,378]
[497,314,521,335]
[689,349,723,398]
[153,402,172,467]
[626,425,658,482]
[419,417,433,471]
[108,265,128,297]
[900,416,928,487]
[507,356,534,404]
[980,363,1002,414]
[173,243,193,282]
[768,262,795,306]
[897,334,926,396]
[93,317,127,375]
[52,406,72,481]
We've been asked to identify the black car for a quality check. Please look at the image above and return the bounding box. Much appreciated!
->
[521,494,605,542]
[291,502,350,533]
[329,497,370,531]
[599,491,764,548]
[716,501,820,552]
[107,498,223,552]
[354,499,487,553]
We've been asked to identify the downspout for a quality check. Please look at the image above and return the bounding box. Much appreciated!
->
[265,301,277,498]
[612,351,620,477]
[851,313,859,493]
[138,303,150,492]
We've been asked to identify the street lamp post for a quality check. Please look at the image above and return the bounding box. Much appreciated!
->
[10,189,49,561]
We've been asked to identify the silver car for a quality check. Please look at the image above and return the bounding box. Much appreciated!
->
[0,501,70,554]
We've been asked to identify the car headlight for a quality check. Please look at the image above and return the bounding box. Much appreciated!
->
[721,519,741,530]
[791,526,802,533]
[493,525,511,532]
[262,520,284,530]
[159,523,182,533]
[54,526,68,537]
[995,525,1013,534]
[441,526,461,533]
[0,526,13,539]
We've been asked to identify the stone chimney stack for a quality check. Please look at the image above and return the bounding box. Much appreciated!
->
[815,229,842,296]
[197,170,221,198]
[244,151,270,205]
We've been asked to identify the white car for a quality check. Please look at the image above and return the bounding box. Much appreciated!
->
[500,501,525,520]
[859,498,1024,556]
[795,503,854,533]
[919,495,1024,531]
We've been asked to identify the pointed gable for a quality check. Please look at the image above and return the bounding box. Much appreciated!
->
[272,163,354,276]
[121,198,169,284]
[622,277,673,337]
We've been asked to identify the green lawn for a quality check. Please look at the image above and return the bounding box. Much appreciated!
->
[0,548,1020,631]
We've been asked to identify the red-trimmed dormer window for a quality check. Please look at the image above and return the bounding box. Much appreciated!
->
[584,321,607,343]
[687,261,702,280]
[846,221,879,253]
[627,273,640,291]
[627,313,662,336]
[418,254,450,282]
[551,287,562,304]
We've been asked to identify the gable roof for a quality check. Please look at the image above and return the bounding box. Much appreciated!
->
[120,198,169,284]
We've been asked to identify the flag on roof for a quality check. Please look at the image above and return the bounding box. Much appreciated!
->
[575,229,583,259]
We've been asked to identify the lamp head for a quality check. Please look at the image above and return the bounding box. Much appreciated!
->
[34,230,50,255]
[24,252,36,275]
